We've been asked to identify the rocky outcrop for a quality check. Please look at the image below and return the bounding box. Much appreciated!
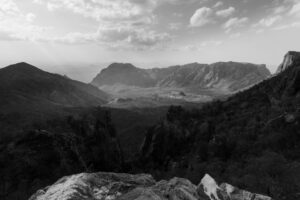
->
[276,51,300,73]
[29,172,272,200]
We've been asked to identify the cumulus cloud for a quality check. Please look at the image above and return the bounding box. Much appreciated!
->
[190,7,214,27]
[54,26,171,50]
[33,0,195,22]
[213,1,223,8]
[30,0,174,49]
[289,2,300,17]
[223,17,248,33]
[0,0,50,41]
[190,5,237,28]
[257,16,282,27]
[33,0,157,23]
[216,7,235,18]
[26,13,36,22]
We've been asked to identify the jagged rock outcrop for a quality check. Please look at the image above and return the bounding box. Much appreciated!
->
[276,51,300,73]
[29,172,272,200]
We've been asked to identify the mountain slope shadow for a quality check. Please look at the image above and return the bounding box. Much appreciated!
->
[137,51,300,200]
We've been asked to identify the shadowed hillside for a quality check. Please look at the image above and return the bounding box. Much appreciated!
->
[137,51,300,200]
[0,62,108,135]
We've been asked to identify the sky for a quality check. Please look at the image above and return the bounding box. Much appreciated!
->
[0,0,300,82]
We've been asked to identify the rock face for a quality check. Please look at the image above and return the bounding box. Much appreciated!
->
[91,62,270,92]
[29,172,272,200]
[91,63,156,88]
[276,51,300,73]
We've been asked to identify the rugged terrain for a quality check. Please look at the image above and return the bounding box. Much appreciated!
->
[29,172,272,200]
[0,52,299,200]
[137,51,300,200]
[91,62,270,107]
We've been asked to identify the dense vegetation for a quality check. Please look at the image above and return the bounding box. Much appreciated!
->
[0,108,124,200]
[0,106,167,200]
[1,57,300,200]
[136,62,300,200]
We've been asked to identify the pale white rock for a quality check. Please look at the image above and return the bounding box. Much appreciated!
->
[199,174,221,200]
[29,172,273,200]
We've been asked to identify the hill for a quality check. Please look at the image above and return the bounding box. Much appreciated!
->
[0,62,108,133]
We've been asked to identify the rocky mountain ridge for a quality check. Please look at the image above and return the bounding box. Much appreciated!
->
[29,172,272,200]
[276,51,300,73]
[91,62,270,92]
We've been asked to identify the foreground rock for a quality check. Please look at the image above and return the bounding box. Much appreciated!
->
[29,172,272,200]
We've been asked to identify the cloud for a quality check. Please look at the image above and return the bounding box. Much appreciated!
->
[289,2,300,17]
[33,0,196,22]
[229,32,241,38]
[0,0,20,15]
[213,1,223,8]
[216,7,235,18]
[273,22,300,30]
[54,26,171,50]
[181,40,223,51]
[223,17,248,33]
[190,7,214,27]
[33,0,156,22]
[26,13,36,22]
[257,16,282,27]
[168,22,182,30]
[0,0,50,41]
[30,0,174,50]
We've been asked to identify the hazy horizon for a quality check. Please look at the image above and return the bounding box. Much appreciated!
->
[0,0,300,81]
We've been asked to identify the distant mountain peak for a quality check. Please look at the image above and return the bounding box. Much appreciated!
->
[92,63,155,87]
[107,63,137,69]
[8,62,39,69]
[92,62,270,92]
[1,62,43,74]
[0,62,108,109]
[277,51,300,73]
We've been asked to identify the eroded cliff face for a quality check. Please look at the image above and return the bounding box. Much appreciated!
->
[29,172,272,200]
[276,51,300,73]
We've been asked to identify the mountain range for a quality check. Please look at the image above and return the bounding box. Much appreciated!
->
[91,61,270,107]
[92,62,270,91]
